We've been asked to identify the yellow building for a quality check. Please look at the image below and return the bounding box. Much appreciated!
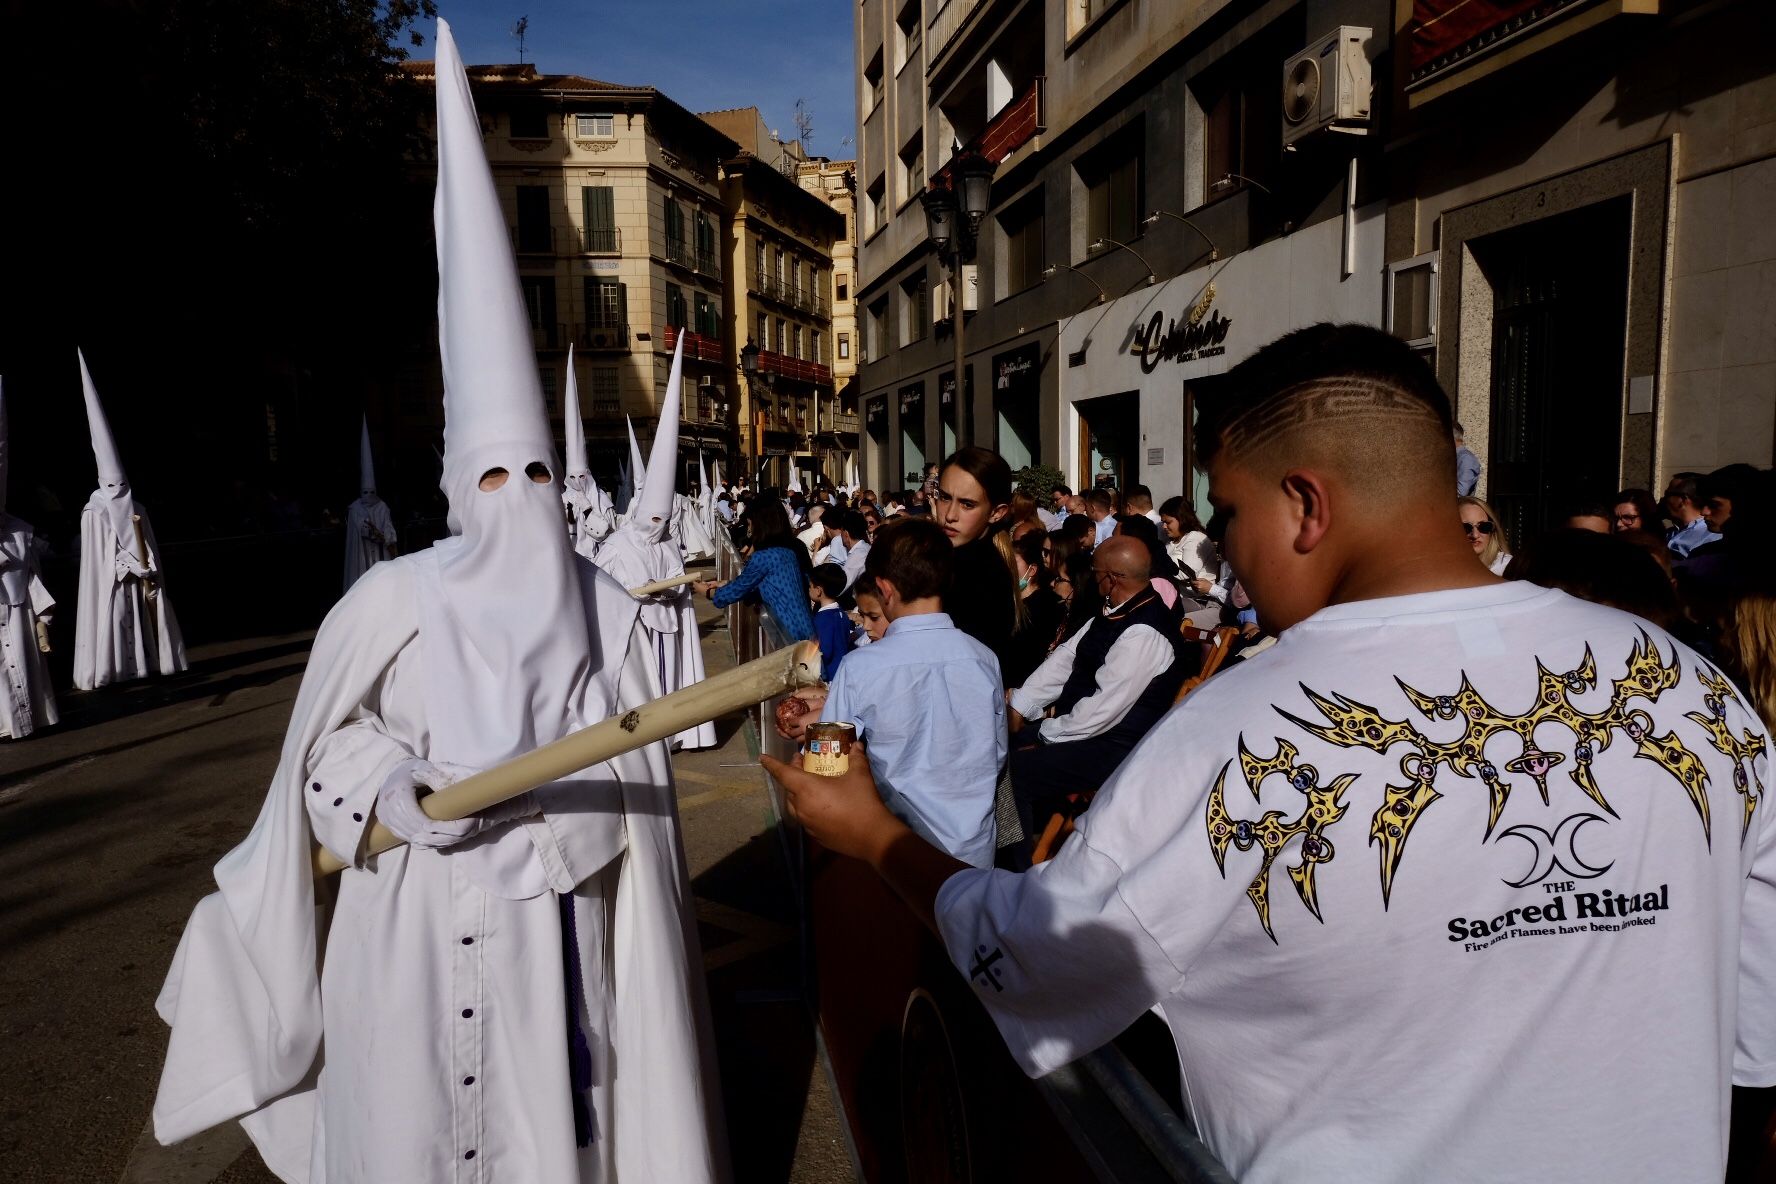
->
[701,109,848,488]
[798,157,861,402]
[401,61,739,489]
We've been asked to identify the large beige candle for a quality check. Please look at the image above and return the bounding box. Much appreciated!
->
[313,639,822,876]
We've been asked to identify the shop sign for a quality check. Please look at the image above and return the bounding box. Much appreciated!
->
[1128,286,1233,373]
[994,344,1040,392]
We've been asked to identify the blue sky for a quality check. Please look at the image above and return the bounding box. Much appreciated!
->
[436,1,859,159]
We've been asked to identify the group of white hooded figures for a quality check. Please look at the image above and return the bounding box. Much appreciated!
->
[0,351,190,741]
[147,21,734,1182]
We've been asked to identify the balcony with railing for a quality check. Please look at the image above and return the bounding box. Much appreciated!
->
[662,325,724,362]
[511,224,558,256]
[829,411,860,435]
[695,249,721,276]
[758,349,832,386]
[579,225,621,254]
[575,320,630,350]
[664,236,695,270]
[530,322,565,350]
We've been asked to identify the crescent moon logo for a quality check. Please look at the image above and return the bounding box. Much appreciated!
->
[1497,813,1614,888]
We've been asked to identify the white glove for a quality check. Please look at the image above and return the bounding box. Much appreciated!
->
[375,758,541,849]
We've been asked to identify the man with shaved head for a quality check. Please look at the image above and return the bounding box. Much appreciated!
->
[1004,534,1186,847]
[768,323,1776,1183]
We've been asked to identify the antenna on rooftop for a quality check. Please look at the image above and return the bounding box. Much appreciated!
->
[794,98,814,152]
[512,15,530,64]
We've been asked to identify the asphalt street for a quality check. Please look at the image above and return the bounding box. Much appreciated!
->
[0,568,852,1183]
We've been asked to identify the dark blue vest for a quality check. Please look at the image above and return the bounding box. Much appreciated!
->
[1052,589,1187,747]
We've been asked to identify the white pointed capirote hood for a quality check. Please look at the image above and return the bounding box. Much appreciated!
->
[359,415,378,496]
[425,18,595,778]
[79,349,128,491]
[636,330,685,532]
[563,344,588,478]
[434,20,552,480]
[625,416,646,495]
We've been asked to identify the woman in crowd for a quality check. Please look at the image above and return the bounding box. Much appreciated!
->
[1002,531,1068,686]
[933,447,1021,674]
[1056,549,1101,642]
[1158,496,1216,581]
[1458,494,1513,575]
[693,495,815,641]
[1612,488,1660,534]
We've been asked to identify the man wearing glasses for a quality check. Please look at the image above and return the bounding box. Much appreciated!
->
[1001,536,1187,848]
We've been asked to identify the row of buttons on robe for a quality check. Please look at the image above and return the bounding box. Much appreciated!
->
[311,781,363,822]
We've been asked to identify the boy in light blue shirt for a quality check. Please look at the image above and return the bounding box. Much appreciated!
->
[819,517,1006,868]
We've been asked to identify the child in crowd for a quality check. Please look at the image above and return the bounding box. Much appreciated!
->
[818,518,1006,868]
[809,564,853,681]
[850,575,889,644]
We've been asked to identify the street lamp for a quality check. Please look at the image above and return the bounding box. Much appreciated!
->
[920,149,996,447]
[1040,264,1107,304]
[1087,236,1158,286]
[1141,210,1220,261]
[739,338,770,479]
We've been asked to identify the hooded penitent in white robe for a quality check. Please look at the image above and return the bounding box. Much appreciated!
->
[0,379,59,739]
[675,492,716,562]
[150,23,725,1183]
[72,349,186,691]
[561,347,615,560]
[592,333,715,751]
[343,417,397,592]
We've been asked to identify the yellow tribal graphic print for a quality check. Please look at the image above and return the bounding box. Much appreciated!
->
[1686,665,1767,840]
[1207,632,1723,941]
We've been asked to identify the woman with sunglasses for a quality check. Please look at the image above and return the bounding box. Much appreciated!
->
[1458,495,1512,575]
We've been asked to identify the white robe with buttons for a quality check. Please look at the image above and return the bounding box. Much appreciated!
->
[150,552,726,1184]
[591,526,715,752]
[0,514,58,738]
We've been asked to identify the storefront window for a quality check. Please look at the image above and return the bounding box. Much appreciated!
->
[992,345,1041,472]
[899,383,927,483]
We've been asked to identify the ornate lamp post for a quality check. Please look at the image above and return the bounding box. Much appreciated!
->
[920,150,995,443]
[740,338,769,481]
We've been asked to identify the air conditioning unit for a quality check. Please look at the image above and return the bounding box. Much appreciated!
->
[1281,26,1372,151]
[698,374,715,389]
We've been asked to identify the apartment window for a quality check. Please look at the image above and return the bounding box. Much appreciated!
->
[520,275,557,347]
[901,272,929,345]
[898,133,925,206]
[665,283,687,330]
[664,196,687,261]
[695,215,718,273]
[1194,26,1289,206]
[575,113,615,139]
[756,311,768,347]
[864,51,885,112]
[867,296,888,360]
[838,332,851,360]
[516,185,552,253]
[754,239,767,284]
[792,325,802,360]
[510,107,549,138]
[581,186,616,253]
[1000,188,1045,295]
[775,317,787,354]
[694,292,719,338]
[1069,0,1116,38]
[539,366,557,410]
[590,367,620,418]
[894,2,921,73]
[866,176,887,236]
[585,278,626,331]
[836,274,849,301]
[811,330,822,364]
[774,248,786,287]
[1081,123,1143,248]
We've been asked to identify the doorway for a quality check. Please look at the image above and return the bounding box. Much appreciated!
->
[1075,390,1140,492]
[1479,198,1631,548]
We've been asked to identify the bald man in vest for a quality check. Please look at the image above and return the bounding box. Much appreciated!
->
[768,323,1776,1184]
[1005,534,1186,843]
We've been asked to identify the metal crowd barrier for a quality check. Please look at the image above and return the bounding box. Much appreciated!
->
[718,533,1237,1184]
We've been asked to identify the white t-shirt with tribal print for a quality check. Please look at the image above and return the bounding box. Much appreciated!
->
[937,581,1775,1184]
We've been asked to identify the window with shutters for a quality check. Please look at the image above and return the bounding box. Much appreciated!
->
[520,276,557,347]
[792,325,802,360]
[775,317,787,354]
[580,186,616,253]
[811,330,822,364]
[695,216,719,275]
[694,292,719,339]
[665,283,687,330]
[538,366,557,410]
[756,311,768,348]
[836,275,849,301]
[664,197,690,267]
[901,272,929,345]
[516,185,552,253]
